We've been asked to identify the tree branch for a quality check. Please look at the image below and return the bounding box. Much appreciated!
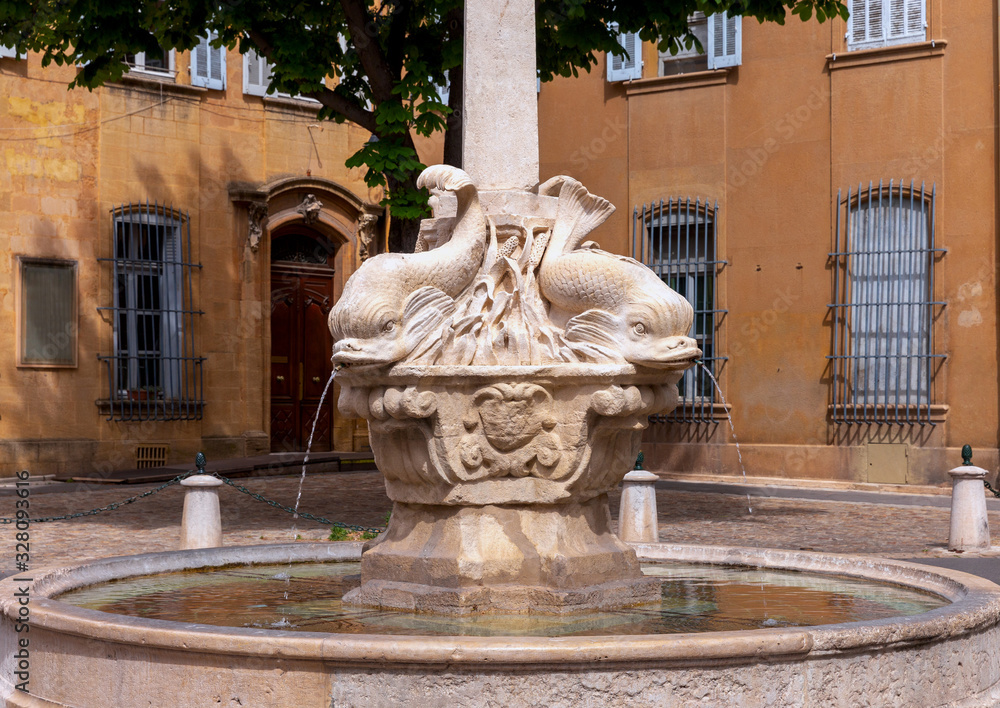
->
[312,86,378,134]
[246,28,377,133]
[338,0,397,103]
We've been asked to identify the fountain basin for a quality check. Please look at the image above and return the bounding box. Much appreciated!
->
[4,543,1000,707]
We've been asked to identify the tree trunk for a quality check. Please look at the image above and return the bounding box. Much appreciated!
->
[443,63,463,168]
[386,172,422,253]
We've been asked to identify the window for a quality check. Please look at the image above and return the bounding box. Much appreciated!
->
[633,198,727,423]
[17,258,77,368]
[607,25,643,82]
[243,49,271,96]
[243,49,318,101]
[829,181,945,424]
[98,204,204,421]
[125,47,175,77]
[0,45,25,60]
[658,12,741,76]
[192,32,226,90]
[847,0,925,51]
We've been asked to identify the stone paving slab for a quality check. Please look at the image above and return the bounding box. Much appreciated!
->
[1,471,997,578]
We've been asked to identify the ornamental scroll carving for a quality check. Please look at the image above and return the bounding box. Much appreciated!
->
[246,202,268,253]
[296,194,323,225]
[356,213,380,262]
[335,372,678,505]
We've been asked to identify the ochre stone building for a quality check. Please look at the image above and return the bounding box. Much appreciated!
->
[538,0,999,485]
[4,0,997,488]
[1,43,384,476]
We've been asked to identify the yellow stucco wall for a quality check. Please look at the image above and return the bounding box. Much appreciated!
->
[539,1,999,484]
[0,49,383,476]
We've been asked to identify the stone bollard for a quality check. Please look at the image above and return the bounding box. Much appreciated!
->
[948,445,991,552]
[618,453,659,543]
[180,453,224,550]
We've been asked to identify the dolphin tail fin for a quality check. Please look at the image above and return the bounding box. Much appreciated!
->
[542,176,616,256]
[417,165,476,194]
[402,286,456,360]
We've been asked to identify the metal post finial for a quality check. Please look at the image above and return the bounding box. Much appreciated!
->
[195,452,207,474]
[962,445,973,466]
[634,451,644,470]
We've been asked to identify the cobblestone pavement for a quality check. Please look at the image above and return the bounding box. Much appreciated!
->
[0,470,993,574]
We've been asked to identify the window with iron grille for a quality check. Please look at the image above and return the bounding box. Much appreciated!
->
[633,198,727,423]
[829,181,945,425]
[847,0,925,51]
[98,203,205,421]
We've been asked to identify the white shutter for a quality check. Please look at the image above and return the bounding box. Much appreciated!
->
[0,45,24,59]
[160,222,184,400]
[243,50,271,96]
[606,26,643,82]
[848,0,923,50]
[438,70,450,106]
[888,0,924,42]
[707,12,741,69]
[192,33,226,90]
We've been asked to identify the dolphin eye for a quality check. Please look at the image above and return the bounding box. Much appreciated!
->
[382,320,396,333]
[632,322,646,336]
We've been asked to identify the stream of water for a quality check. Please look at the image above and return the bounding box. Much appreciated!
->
[290,369,338,538]
[697,362,753,515]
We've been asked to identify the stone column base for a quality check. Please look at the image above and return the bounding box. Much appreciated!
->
[343,495,660,614]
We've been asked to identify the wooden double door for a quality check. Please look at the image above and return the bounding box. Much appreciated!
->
[270,263,335,452]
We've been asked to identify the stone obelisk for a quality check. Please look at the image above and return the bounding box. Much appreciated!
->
[462,0,539,190]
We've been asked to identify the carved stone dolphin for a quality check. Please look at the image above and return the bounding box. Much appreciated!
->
[537,176,701,368]
[329,165,487,366]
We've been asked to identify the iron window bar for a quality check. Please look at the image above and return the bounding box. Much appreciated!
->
[828,180,945,426]
[632,197,728,424]
[97,201,206,422]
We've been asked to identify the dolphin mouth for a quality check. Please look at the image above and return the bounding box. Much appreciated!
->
[633,341,703,369]
[331,341,397,367]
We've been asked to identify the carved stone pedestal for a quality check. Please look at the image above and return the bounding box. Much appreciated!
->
[343,497,660,613]
[337,364,681,613]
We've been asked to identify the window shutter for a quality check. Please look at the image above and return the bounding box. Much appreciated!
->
[192,33,226,90]
[0,45,24,59]
[888,0,924,41]
[244,50,271,96]
[707,12,741,69]
[848,0,923,49]
[438,70,450,106]
[160,224,184,400]
[606,27,643,82]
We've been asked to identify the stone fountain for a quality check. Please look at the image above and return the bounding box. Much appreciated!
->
[325,0,698,615]
[4,0,1000,704]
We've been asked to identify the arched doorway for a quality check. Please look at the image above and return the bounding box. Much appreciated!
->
[269,228,337,452]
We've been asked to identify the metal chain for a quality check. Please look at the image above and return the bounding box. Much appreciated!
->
[0,471,197,524]
[0,470,384,533]
[213,472,383,533]
[984,480,1000,498]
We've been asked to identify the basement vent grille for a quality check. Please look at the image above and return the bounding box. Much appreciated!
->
[136,445,168,469]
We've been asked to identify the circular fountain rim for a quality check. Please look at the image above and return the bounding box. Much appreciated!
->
[6,542,1000,667]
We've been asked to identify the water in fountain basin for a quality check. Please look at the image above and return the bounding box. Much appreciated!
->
[56,561,946,636]
[290,369,337,537]
[697,362,753,514]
